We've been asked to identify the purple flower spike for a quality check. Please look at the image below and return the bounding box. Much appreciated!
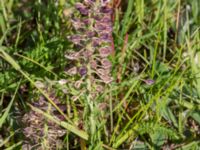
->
[79,66,87,76]
[75,3,89,15]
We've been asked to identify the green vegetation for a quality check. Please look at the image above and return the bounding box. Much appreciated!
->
[0,0,200,149]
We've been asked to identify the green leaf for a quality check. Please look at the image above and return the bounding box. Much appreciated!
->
[161,106,178,127]
[176,141,200,150]
[150,131,166,147]
[190,110,200,124]
[131,142,148,150]
[0,47,21,71]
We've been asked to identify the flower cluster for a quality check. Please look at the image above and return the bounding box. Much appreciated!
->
[65,1,114,147]
[66,0,113,93]
[22,85,66,149]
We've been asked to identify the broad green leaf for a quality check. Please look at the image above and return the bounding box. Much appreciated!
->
[150,131,166,147]
[161,106,178,127]
[190,110,200,124]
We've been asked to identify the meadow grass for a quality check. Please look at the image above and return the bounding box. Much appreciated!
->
[0,0,200,149]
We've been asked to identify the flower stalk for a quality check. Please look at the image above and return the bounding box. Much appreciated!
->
[66,0,114,148]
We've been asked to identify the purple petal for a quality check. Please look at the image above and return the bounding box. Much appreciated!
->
[101,16,112,23]
[75,3,89,15]
[82,18,91,25]
[143,79,155,85]
[99,32,112,42]
[100,6,113,14]
[82,50,93,58]
[92,37,102,47]
[101,58,112,69]
[99,46,112,57]
[68,35,82,45]
[86,31,96,38]
[95,23,108,31]
[93,15,102,21]
[79,66,87,76]
[90,60,97,69]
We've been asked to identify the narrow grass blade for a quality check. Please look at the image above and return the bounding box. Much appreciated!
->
[4,141,22,150]
[0,47,21,70]
[15,53,58,77]
[113,78,139,112]
[0,80,21,128]
[0,132,16,147]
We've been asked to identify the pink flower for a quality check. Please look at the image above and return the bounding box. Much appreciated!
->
[75,3,89,15]
[100,6,113,14]
[68,35,83,45]
[99,47,112,57]
[92,37,102,47]
[101,58,112,69]
[99,75,113,84]
[90,60,97,69]
[143,79,155,85]
[97,68,110,76]
[99,32,112,42]
[82,50,94,58]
